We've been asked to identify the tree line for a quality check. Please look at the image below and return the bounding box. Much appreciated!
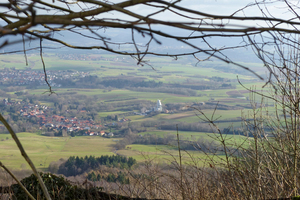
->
[56,155,136,177]
[55,75,233,96]
[160,122,214,133]
[55,76,162,89]
[114,131,230,153]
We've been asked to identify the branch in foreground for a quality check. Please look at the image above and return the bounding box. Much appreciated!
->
[0,114,51,200]
[0,161,35,200]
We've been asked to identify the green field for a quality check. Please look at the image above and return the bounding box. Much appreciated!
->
[138,130,250,148]
[117,144,209,164]
[117,144,235,165]
[0,53,268,171]
[0,131,251,170]
[0,53,262,82]
[0,133,115,170]
[4,54,267,111]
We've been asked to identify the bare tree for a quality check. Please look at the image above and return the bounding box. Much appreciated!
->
[3,1,300,199]
[185,37,300,199]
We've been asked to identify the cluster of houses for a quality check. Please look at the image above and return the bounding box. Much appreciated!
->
[2,99,102,135]
[0,68,89,86]
[41,114,125,137]
[56,54,104,61]
[3,98,29,106]
[3,98,48,110]
[56,54,128,62]
[43,115,102,132]
[3,97,131,137]
[83,130,114,137]
[21,107,118,137]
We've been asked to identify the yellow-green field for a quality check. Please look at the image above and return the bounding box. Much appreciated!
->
[0,53,262,84]
[117,144,237,166]
[117,144,214,165]
[0,133,115,170]
[0,131,251,170]
[0,54,267,171]
[138,130,251,148]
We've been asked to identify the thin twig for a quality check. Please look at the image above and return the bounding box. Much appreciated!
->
[176,124,185,200]
[40,38,54,95]
[22,35,28,66]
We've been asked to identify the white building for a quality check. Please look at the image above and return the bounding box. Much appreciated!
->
[156,100,162,112]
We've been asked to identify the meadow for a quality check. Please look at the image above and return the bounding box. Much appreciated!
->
[0,53,269,171]
[0,53,261,82]
[25,86,264,123]
[0,131,250,170]
[0,131,248,170]
[0,133,115,170]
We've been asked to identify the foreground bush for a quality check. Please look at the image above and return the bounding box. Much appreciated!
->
[10,172,140,200]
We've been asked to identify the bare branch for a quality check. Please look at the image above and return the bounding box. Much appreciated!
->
[0,162,36,200]
[0,114,51,200]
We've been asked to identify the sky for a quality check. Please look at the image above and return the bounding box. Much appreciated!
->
[87,0,292,20]
[1,0,280,19]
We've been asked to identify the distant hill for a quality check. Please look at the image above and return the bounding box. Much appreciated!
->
[1,26,260,63]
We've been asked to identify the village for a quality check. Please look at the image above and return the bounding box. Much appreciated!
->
[55,53,129,62]
[2,98,131,137]
[0,68,89,87]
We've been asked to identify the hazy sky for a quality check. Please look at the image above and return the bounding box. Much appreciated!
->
[73,0,292,28]
[0,0,293,24]
[1,0,296,52]
[99,0,260,20]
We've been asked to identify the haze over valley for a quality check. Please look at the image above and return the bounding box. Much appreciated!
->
[0,52,266,172]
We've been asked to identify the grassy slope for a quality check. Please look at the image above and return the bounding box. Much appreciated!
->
[0,54,266,170]
[0,133,115,170]
[138,130,250,147]
[0,131,251,170]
